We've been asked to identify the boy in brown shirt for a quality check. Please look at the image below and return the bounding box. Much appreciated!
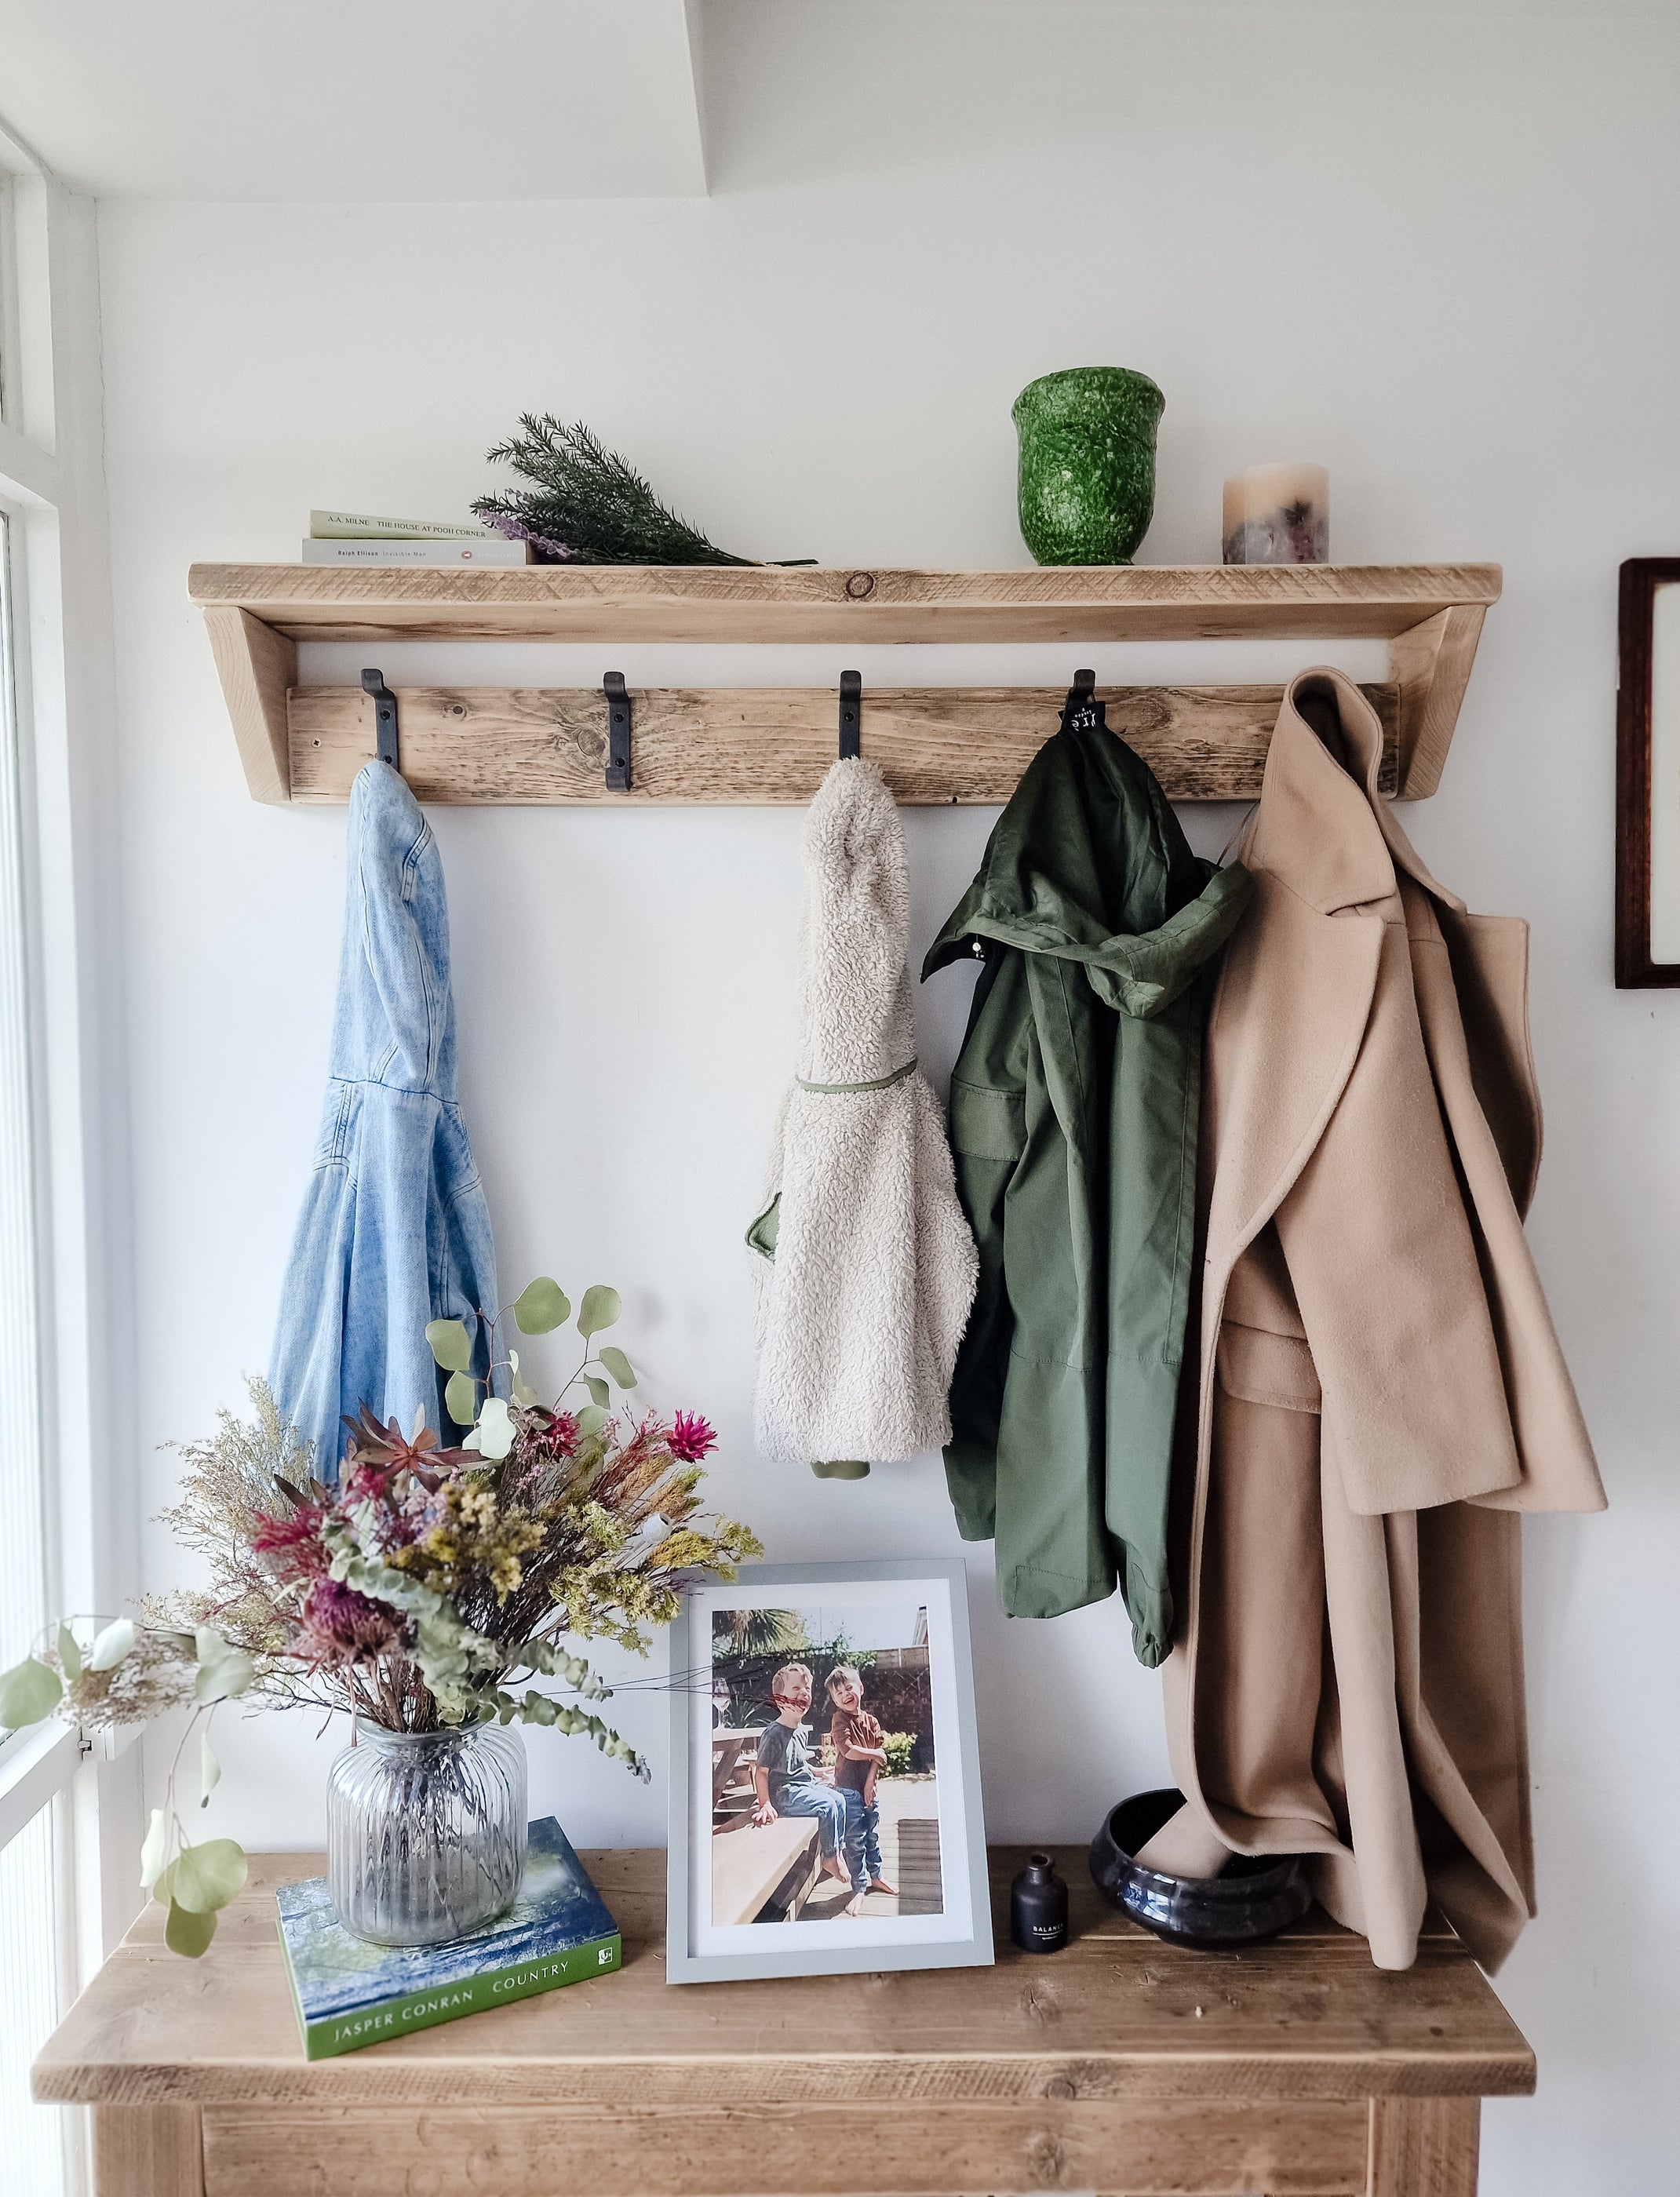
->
[825,1665,897,1912]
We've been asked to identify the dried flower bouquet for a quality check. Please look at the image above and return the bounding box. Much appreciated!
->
[0,1277,757,1955]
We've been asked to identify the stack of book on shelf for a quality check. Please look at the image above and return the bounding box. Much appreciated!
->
[275,1817,620,2060]
[302,509,533,567]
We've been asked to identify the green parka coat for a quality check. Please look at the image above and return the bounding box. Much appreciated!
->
[923,716,1251,1663]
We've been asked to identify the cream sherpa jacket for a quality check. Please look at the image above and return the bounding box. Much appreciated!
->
[749,758,978,1472]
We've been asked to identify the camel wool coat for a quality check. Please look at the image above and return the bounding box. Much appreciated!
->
[1161,669,1605,1973]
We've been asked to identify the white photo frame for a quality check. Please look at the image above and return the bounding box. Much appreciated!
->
[665,1558,993,1984]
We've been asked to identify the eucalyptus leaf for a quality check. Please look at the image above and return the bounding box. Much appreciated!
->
[139,1806,169,1892]
[193,1627,255,1705]
[576,1404,610,1438]
[87,1618,135,1671]
[512,1377,539,1409]
[513,1277,570,1335]
[473,1396,515,1461]
[577,1285,621,1341]
[444,1369,479,1428]
[597,1346,636,1390]
[425,1318,472,1374]
[584,1374,610,1409]
[56,1624,82,1681]
[0,1656,63,1728]
[164,1900,217,1958]
[166,1837,248,1915]
[199,1732,220,1807]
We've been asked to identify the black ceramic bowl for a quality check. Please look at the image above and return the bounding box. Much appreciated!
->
[1088,1787,1311,1950]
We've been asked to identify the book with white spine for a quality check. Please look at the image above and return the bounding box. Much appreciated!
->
[301,538,533,567]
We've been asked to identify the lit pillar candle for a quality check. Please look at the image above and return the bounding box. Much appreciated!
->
[1222,464,1329,565]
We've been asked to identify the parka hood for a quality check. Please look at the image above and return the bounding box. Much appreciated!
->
[921,720,1252,1017]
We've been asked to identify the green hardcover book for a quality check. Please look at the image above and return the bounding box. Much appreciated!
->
[275,1816,621,2060]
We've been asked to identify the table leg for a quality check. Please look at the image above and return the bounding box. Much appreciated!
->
[1366,2098,1480,2196]
[91,2106,205,2197]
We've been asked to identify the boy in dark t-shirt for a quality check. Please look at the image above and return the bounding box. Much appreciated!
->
[750,1663,850,1890]
[826,1664,897,1907]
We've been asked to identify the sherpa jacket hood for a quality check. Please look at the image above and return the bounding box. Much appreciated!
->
[924,715,1250,1661]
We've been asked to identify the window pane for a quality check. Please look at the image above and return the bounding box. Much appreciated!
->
[0,508,46,1689]
[0,1802,65,2194]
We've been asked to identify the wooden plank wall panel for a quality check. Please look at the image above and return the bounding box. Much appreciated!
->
[202,2099,1371,2197]
[286,682,1401,805]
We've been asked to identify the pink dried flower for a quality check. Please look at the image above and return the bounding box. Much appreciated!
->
[295,1578,406,1667]
[669,1411,717,1463]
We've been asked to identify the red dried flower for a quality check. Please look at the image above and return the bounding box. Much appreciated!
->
[251,1501,330,1583]
[669,1411,717,1463]
[343,1462,391,1505]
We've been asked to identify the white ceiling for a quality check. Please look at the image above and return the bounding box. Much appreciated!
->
[0,0,710,199]
[3,0,1628,206]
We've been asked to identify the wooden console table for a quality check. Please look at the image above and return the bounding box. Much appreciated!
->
[34,1845,1534,2197]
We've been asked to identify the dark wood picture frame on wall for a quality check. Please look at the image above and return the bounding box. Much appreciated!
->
[1616,559,1680,986]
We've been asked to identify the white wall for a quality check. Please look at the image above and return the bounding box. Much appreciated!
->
[93,7,1678,2192]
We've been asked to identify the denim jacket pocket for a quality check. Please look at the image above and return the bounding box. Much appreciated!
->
[313,1081,355,1171]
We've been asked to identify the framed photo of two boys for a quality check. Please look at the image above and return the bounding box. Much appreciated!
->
[665,1558,993,1984]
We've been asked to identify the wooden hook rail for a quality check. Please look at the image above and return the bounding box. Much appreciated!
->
[189,562,1500,806]
[286,681,1401,804]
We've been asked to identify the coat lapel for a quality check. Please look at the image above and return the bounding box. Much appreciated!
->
[1200,674,1391,1315]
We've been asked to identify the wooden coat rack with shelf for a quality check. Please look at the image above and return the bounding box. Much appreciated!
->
[188,562,1500,807]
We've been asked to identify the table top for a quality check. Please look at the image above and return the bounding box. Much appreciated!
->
[33,1845,1534,2109]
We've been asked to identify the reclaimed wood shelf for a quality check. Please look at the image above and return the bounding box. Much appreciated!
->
[188,562,1501,809]
[36,1845,1531,2197]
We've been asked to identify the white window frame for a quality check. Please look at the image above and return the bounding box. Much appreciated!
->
[0,115,138,2009]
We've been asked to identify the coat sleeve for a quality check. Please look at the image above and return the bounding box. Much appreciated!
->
[353,782,446,1089]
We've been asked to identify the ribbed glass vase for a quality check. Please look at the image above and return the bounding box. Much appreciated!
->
[326,1722,527,1947]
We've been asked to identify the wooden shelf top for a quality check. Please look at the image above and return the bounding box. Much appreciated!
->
[188,561,1502,646]
[35,1845,1534,2110]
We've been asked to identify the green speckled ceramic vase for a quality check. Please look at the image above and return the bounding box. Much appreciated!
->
[1013,367,1165,567]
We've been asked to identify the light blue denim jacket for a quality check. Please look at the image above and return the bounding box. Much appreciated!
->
[269,762,498,1481]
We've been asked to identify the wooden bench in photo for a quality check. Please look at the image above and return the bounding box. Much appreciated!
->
[33,1843,1535,2196]
[709,1813,821,1925]
[709,1725,757,1820]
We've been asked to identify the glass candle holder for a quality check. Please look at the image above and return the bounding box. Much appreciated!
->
[326,1721,527,1947]
[1222,464,1329,565]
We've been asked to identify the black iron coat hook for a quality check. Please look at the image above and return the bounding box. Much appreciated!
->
[362,669,399,770]
[603,672,631,791]
[1059,669,1106,735]
[839,669,862,759]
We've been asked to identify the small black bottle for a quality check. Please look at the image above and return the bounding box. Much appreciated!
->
[1010,1850,1070,1953]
